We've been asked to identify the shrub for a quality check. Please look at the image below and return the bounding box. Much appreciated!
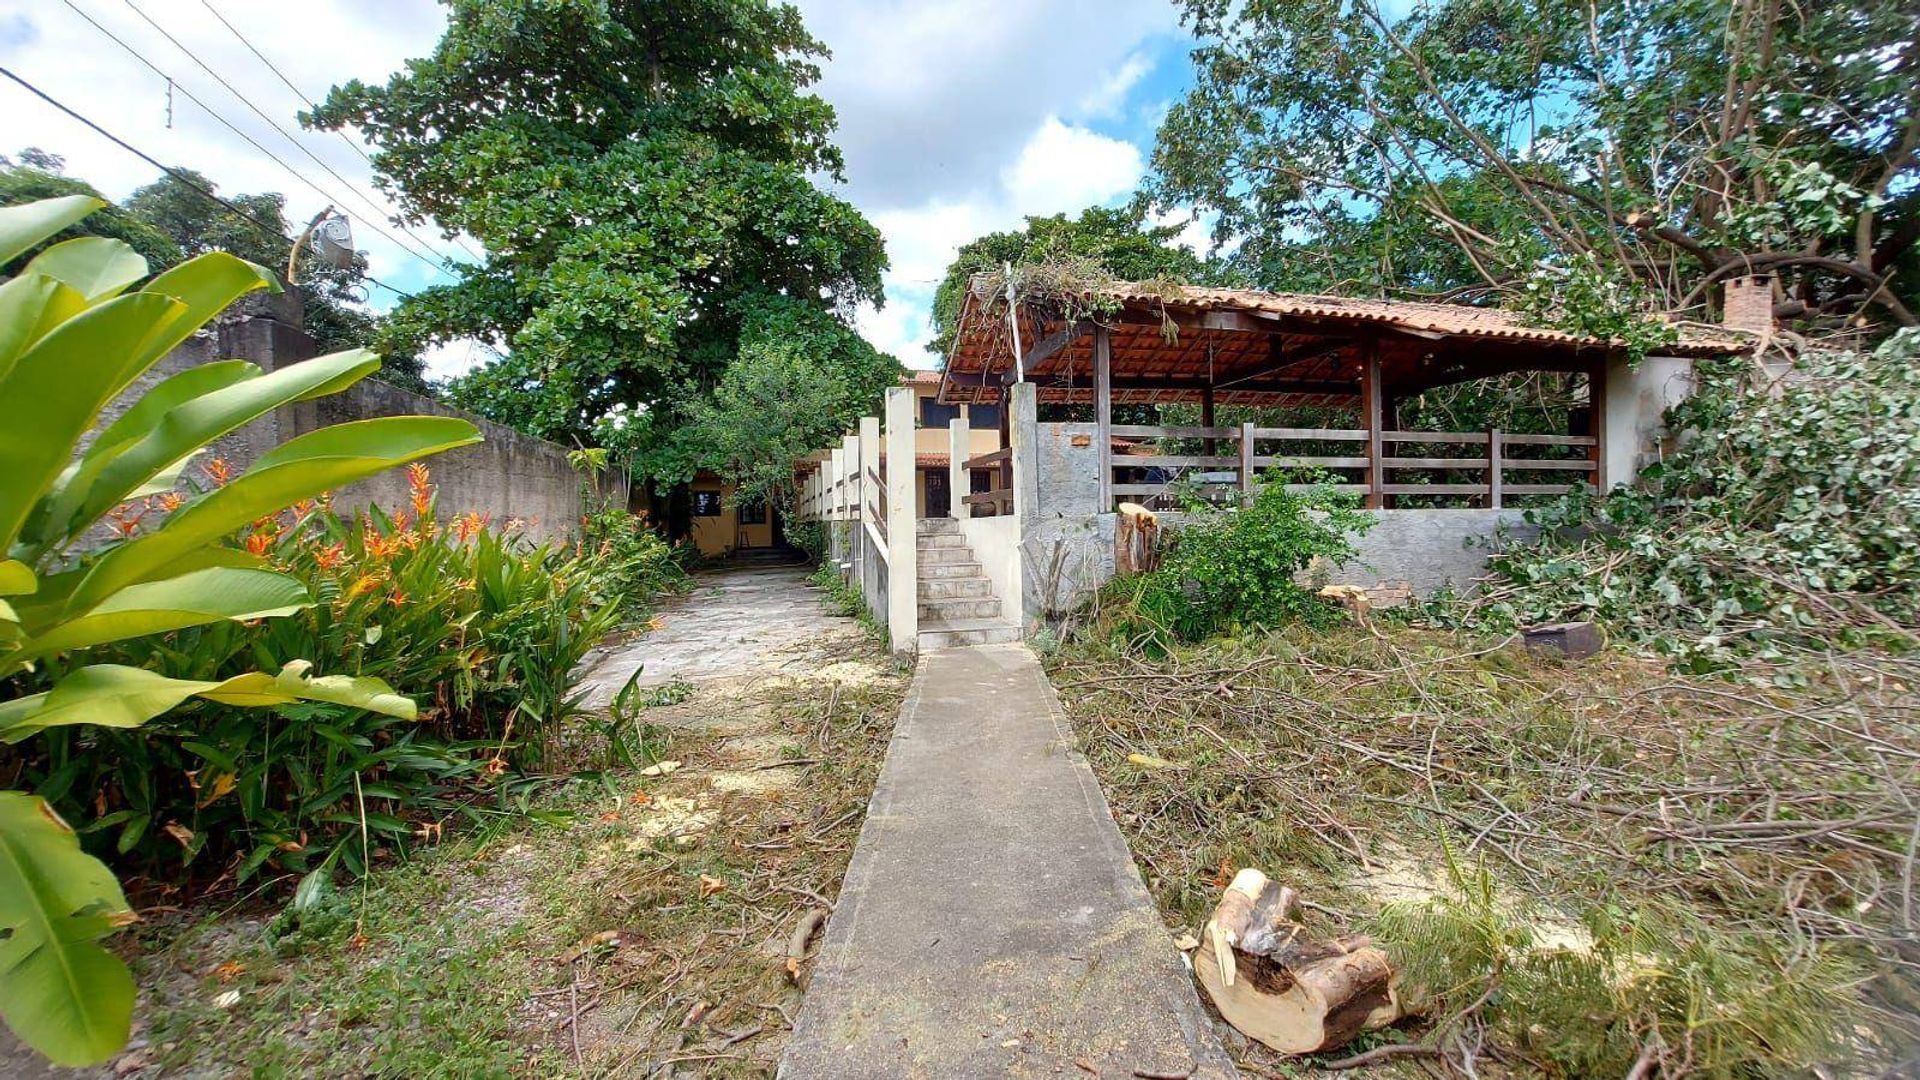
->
[1104,474,1374,645]
[19,466,656,889]
[1451,333,1920,667]
[0,196,476,1065]
[578,499,690,622]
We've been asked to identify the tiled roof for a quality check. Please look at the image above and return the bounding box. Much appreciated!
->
[915,452,949,467]
[1089,282,1749,354]
[904,369,944,385]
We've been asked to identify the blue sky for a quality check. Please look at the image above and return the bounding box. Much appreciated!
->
[0,0,1203,376]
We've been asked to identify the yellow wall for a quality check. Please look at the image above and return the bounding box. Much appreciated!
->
[688,476,775,556]
[907,383,1002,519]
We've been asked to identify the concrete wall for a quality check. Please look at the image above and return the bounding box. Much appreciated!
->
[958,513,1023,626]
[1602,353,1695,490]
[1011,421,1541,617]
[95,294,609,546]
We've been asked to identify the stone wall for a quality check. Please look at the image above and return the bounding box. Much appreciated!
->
[96,293,610,545]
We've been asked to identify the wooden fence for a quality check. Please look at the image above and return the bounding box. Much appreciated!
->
[1105,423,1597,510]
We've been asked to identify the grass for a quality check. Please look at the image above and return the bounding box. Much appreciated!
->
[108,635,907,1078]
[1046,624,1920,1077]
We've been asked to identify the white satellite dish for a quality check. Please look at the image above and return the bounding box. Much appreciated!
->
[310,215,355,271]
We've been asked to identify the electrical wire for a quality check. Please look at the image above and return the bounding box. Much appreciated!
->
[0,63,419,301]
[55,0,449,275]
[197,0,485,263]
[112,0,463,269]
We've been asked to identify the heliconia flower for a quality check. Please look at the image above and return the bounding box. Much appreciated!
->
[155,491,184,512]
[344,573,384,601]
[314,542,346,570]
[203,457,233,486]
[244,530,276,557]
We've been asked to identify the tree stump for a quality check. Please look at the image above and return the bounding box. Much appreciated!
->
[1192,869,1404,1055]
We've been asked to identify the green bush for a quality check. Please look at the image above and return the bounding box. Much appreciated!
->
[1451,333,1920,667]
[16,464,669,889]
[1104,474,1374,645]
[0,196,475,1066]
[578,499,690,621]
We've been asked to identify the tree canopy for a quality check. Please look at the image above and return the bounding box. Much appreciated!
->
[307,0,894,492]
[928,205,1212,357]
[1146,0,1920,334]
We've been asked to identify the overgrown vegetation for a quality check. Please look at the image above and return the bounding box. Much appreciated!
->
[1050,627,1918,1076]
[0,196,474,1066]
[1095,476,1374,646]
[13,464,687,897]
[1441,333,1920,668]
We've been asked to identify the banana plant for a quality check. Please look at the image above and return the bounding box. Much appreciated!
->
[0,196,481,1065]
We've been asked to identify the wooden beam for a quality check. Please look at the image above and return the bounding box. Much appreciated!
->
[1094,323,1112,512]
[1202,383,1217,455]
[1361,343,1383,510]
[1213,336,1355,390]
[1588,358,1608,490]
[1488,429,1503,510]
[998,320,1087,384]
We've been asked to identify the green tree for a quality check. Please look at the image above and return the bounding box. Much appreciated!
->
[929,205,1212,356]
[306,0,888,485]
[0,155,179,270]
[1147,0,1920,332]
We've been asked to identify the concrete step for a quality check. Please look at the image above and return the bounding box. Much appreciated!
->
[918,560,983,580]
[915,619,1023,650]
[919,576,994,600]
[915,532,969,549]
[920,596,1004,622]
[916,517,962,536]
[918,545,978,566]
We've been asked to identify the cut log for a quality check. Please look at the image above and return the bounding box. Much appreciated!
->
[1192,871,1403,1055]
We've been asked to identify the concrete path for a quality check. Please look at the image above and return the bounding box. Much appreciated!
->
[576,560,863,702]
[780,643,1235,1080]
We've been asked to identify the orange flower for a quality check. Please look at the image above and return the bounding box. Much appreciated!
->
[202,457,232,487]
[314,542,346,571]
[155,491,184,513]
[343,573,384,601]
[244,530,274,557]
[387,587,408,606]
[406,463,434,520]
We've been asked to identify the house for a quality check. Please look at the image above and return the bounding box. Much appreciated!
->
[901,369,1006,518]
[795,277,1759,651]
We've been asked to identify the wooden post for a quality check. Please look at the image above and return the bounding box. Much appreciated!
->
[1094,323,1113,512]
[884,387,917,653]
[948,416,969,520]
[858,418,880,594]
[1202,383,1217,456]
[1487,428,1503,510]
[1587,358,1608,491]
[1361,344,1383,510]
[1239,420,1256,496]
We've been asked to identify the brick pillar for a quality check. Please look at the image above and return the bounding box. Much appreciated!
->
[1723,275,1775,335]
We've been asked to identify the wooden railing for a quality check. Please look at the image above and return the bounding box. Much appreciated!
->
[963,447,1014,516]
[1106,423,1597,510]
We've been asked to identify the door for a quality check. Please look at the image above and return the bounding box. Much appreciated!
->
[925,468,950,518]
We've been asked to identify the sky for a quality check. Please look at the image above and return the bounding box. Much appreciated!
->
[0,0,1203,377]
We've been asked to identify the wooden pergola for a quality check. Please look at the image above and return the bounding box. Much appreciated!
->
[940,278,1744,510]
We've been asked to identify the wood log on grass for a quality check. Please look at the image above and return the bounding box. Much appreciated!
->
[1193,869,1404,1055]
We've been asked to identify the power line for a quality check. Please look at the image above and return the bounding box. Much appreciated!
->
[110,0,461,269]
[0,63,419,302]
[197,0,485,262]
[56,0,449,276]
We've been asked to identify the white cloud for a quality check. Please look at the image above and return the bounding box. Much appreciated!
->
[856,116,1150,361]
[418,337,492,383]
[1076,51,1154,119]
[1001,116,1144,219]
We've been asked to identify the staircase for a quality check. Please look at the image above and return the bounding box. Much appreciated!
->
[916,518,1021,650]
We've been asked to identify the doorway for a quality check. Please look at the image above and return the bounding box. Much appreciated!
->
[925,468,950,518]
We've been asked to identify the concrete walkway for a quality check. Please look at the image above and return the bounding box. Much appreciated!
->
[781,644,1235,1079]
[576,560,862,701]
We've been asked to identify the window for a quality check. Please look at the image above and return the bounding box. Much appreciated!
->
[693,490,723,517]
[738,497,766,525]
[968,402,1001,428]
[971,469,995,493]
[920,396,959,427]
